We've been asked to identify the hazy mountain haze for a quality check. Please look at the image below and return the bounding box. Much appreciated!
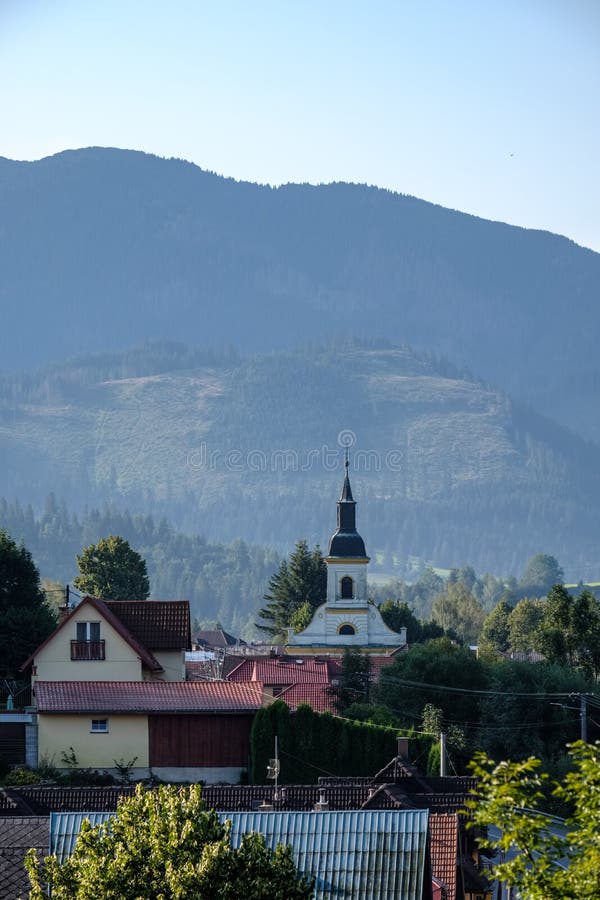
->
[1,149,599,443]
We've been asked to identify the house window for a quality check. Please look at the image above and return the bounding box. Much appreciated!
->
[90,719,109,733]
[76,621,101,642]
[340,576,354,599]
[338,623,356,635]
[71,621,105,660]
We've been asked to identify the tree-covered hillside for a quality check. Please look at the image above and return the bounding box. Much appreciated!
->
[1,149,599,441]
[1,341,599,580]
[0,497,277,636]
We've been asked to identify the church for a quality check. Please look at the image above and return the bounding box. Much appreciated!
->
[286,457,407,654]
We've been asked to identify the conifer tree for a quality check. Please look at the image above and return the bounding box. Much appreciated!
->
[256,540,326,639]
[0,529,56,676]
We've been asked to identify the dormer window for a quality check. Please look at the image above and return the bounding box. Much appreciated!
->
[340,576,354,600]
[71,621,105,660]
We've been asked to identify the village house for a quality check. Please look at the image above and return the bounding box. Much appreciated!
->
[20,596,263,782]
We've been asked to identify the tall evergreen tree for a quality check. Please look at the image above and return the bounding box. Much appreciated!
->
[256,540,326,639]
[0,529,56,676]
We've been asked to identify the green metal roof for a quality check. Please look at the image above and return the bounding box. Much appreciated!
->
[51,808,430,899]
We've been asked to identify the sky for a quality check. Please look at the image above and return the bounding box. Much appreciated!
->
[1,0,599,251]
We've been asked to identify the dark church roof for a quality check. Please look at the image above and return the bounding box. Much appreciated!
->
[327,458,368,559]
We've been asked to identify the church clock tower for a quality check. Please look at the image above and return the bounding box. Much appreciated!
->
[286,454,406,653]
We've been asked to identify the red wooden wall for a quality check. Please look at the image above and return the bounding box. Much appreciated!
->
[148,714,254,767]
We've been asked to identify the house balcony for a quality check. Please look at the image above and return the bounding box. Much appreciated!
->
[70,640,106,661]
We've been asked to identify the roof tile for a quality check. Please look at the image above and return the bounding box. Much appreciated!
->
[106,601,191,651]
[34,680,263,714]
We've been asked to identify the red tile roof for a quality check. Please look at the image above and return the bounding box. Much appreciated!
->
[106,601,191,651]
[276,683,335,714]
[34,680,264,713]
[368,655,397,682]
[228,656,333,684]
[429,813,459,900]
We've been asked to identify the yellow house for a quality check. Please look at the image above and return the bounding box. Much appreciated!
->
[21,596,262,782]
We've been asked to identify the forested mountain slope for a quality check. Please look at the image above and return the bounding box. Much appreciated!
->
[1,148,599,440]
[1,342,598,580]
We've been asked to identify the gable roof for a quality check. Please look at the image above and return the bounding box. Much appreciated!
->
[34,680,264,714]
[21,595,163,673]
[194,629,244,649]
[106,601,191,651]
[228,656,333,684]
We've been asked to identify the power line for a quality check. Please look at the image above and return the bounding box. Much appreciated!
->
[378,673,599,702]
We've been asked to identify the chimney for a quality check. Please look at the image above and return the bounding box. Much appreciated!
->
[397,736,409,760]
[314,788,329,812]
[57,604,71,625]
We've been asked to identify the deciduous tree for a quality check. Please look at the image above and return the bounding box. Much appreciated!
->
[467,741,600,900]
[74,535,150,600]
[26,784,314,899]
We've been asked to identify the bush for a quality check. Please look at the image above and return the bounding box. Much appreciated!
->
[5,767,41,785]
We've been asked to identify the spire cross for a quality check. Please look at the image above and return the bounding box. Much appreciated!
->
[344,447,349,470]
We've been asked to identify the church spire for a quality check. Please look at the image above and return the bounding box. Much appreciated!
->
[328,453,368,559]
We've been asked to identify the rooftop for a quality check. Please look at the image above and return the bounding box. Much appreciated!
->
[34,680,264,713]
[106,600,191,651]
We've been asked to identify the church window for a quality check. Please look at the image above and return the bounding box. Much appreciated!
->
[340,576,354,599]
[338,623,356,635]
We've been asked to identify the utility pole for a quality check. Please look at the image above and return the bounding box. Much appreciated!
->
[440,732,447,777]
[581,694,588,743]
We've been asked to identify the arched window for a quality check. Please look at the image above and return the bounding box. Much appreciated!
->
[338,623,356,635]
[340,576,354,600]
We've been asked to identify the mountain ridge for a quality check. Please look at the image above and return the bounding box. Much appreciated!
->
[1,340,599,581]
[1,148,599,440]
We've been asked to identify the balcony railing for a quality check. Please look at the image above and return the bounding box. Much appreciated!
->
[70,640,106,661]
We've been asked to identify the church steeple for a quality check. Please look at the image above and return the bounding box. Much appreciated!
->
[328,453,368,559]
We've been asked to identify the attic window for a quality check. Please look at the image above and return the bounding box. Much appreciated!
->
[338,624,356,635]
[90,719,109,733]
[76,621,101,641]
[340,576,354,599]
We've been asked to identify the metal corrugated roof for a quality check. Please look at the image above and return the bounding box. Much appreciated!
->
[50,808,429,899]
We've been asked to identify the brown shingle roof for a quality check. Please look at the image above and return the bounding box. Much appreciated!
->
[106,601,191,651]
[0,816,48,900]
[5,786,135,815]
[34,680,264,714]
[428,813,459,900]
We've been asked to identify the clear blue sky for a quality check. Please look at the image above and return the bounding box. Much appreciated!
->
[1,0,599,250]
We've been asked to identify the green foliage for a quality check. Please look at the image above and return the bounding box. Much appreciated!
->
[467,741,600,900]
[329,648,371,713]
[251,703,398,784]
[4,767,41,785]
[507,597,545,652]
[479,597,513,653]
[0,498,277,634]
[0,529,56,676]
[26,783,314,899]
[374,638,598,770]
[256,540,326,639]
[537,585,600,678]
[430,582,485,645]
[74,535,150,600]
[519,553,564,598]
